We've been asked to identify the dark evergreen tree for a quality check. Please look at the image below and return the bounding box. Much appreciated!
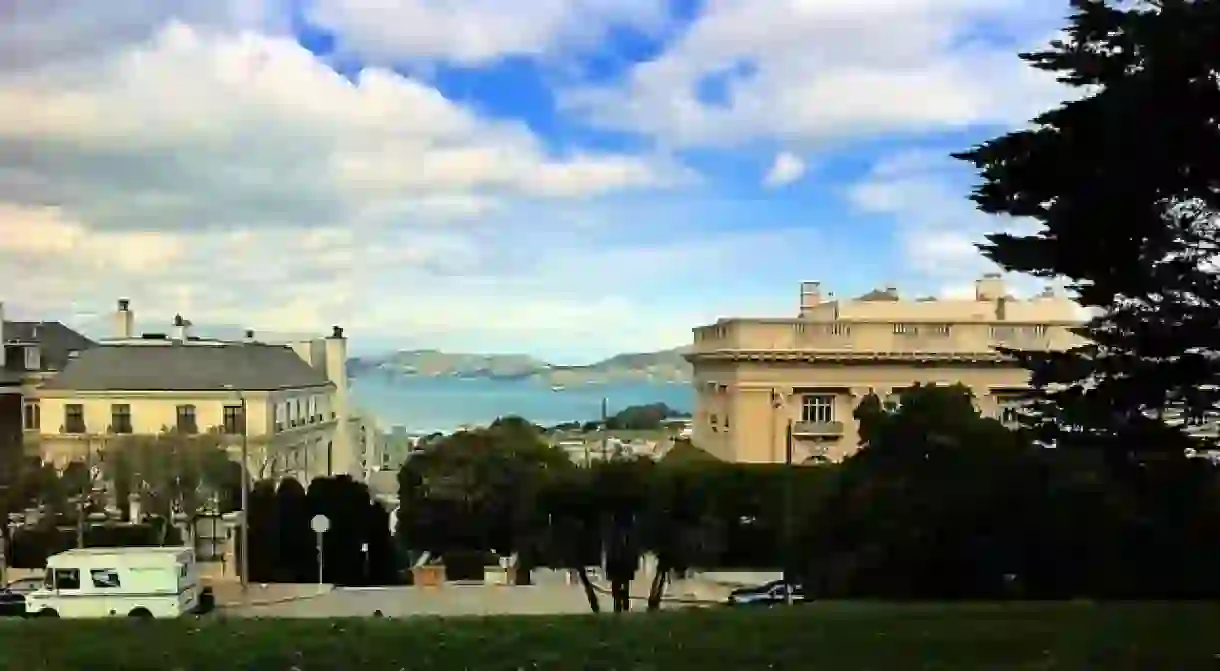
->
[245,480,279,582]
[307,476,372,585]
[955,0,1220,468]
[364,500,399,584]
[275,478,314,582]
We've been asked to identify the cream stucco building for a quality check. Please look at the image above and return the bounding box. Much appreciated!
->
[31,300,361,483]
[687,274,1087,464]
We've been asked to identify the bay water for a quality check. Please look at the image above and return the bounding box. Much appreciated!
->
[350,376,695,433]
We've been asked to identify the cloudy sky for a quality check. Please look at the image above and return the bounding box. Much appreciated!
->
[1,0,1072,361]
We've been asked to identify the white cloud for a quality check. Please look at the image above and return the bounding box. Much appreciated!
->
[0,22,679,230]
[763,151,807,188]
[0,16,709,358]
[846,148,1048,298]
[560,0,1070,147]
[0,1,1084,359]
[304,0,673,66]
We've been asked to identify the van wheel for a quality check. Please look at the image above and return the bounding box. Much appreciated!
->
[38,609,59,618]
[128,608,153,620]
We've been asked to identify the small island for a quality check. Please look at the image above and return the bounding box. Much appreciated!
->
[347,347,693,385]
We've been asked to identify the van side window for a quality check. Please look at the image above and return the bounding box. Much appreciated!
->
[53,569,80,590]
[91,569,121,588]
[181,563,189,579]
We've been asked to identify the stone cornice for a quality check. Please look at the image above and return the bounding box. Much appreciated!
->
[685,350,1012,365]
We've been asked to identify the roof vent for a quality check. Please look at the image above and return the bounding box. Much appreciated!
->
[173,314,185,327]
[245,329,255,340]
[331,325,344,339]
[118,298,130,311]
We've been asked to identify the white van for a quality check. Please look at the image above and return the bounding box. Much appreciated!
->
[25,546,201,619]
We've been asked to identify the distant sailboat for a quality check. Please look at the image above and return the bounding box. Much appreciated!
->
[551,385,566,392]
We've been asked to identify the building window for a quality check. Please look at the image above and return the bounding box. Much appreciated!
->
[176,405,198,434]
[828,323,850,336]
[22,401,39,430]
[294,399,303,426]
[23,346,39,370]
[110,404,132,434]
[1000,405,1022,425]
[709,414,718,432]
[929,324,951,336]
[64,404,85,434]
[990,326,1015,339]
[1028,324,1048,337]
[996,397,1026,425]
[801,395,835,424]
[223,405,245,435]
[893,323,918,335]
[308,396,317,422]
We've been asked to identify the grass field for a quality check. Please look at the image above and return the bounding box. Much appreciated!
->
[2,602,1217,670]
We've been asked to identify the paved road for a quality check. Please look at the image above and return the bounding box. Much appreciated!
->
[230,585,616,618]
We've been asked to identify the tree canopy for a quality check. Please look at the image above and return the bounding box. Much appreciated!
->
[955,0,1220,466]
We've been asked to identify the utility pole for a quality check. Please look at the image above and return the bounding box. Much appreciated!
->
[599,397,608,465]
[782,418,795,605]
[225,384,249,597]
[76,437,93,549]
[239,392,249,597]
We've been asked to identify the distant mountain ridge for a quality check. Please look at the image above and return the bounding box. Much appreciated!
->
[348,347,692,384]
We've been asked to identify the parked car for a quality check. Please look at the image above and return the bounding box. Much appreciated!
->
[5,577,43,596]
[726,579,806,606]
[0,578,41,617]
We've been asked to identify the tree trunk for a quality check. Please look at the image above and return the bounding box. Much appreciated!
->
[647,559,670,612]
[575,566,601,613]
[611,579,631,612]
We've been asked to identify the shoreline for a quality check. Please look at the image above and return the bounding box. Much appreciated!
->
[349,377,694,435]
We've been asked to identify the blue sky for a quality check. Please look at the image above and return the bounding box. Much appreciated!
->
[0,0,1073,362]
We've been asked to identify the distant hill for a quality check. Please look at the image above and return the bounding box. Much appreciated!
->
[348,347,692,384]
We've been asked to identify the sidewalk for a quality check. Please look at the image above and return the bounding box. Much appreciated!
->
[588,571,728,606]
[207,581,333,608]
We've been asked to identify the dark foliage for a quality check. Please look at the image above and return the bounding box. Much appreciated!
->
[605,403,690,430]
[800,384,1220,600]
[246,475,398,586]
[8,522,183,569]
[954,0,1220,467]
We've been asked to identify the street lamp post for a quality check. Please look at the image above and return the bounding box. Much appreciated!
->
[224,385,249,596]
[771,389,796,605]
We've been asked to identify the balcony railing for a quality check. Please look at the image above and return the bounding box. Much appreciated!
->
[692,320,1084,355]
[792,421,844,436]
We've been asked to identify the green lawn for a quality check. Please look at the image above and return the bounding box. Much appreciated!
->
[2,602,1218,670]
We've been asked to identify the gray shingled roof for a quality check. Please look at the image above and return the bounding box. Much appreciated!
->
[4,321,95,371]
[39,343,333,392]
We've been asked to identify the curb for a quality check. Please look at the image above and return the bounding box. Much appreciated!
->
[216,587,334,610]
